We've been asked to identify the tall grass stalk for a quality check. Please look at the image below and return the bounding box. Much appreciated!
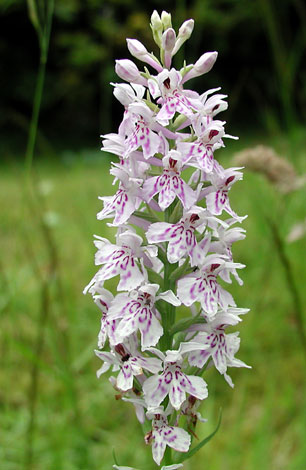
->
[25,0,54,179]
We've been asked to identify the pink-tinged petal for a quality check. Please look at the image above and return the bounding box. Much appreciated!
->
[218,286,236,311]
[157,290,181,306]
[96,362,112,377]
[146,222,173,243]
[114,314,138,340]
[188,349,211,368]
[94,244,118,265]
[143,374,169,407]
[97,188,140,226]
[158,175,177,210]
[195,143,215,173]
[107,294,131,319]
[117,364,133,391]
[163,426,191,453]
[152,431,167,465]
[166,224,188,263]
[177,275,198,306]
[168,377,186,410]
[190,233,211,266]
[139,312,163,349]
[142,175,160,202]
[174,178,197,210]
[136,356,162,374]
[212,348,229,375]
[206,189,228,215]
[143,129,162,159]
[184,375,208,400]
[223,372,234,388]
[117,258,144,291]
[148,78,160,99]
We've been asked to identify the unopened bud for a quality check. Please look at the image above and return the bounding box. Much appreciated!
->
[172,19,194,56]
[194,52,218,74]
[150,10,163,47]
[126,38,163,73]
[127,38,149,59]
[115,59,146,84]
[151,10,162,31]
[179,18,194,38]
[162,28,176,52]
[182,51,218,83]
[161,11,172,29]
[162,28,176,68]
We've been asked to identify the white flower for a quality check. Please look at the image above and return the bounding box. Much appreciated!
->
[143,346,208,410]
[145,407,190,465]
[95,342,162,392]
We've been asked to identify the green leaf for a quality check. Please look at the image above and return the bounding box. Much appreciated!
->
[27,0,42,40]
[112,447,119,466]
[179,409,222,463]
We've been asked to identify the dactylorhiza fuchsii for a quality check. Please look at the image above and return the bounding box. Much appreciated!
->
[84,10,251,469]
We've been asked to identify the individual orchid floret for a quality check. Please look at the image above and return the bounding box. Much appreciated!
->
[122,102,164,159]
[97,167,142,226]
[95,342,162,392]
[127,38,163,72]
[148,69,202,125]
[115,59,147,85]
[205,168,245,221]
[177,255,245,320]
[107,283,180,349]
[199,88,228,122]
[180,395,208,432]
[210,218,247,285]
[90,231,157,291]
[146,208,211,266]
[178,120,225,172]
[142,152,197,210]
[90,285,118,348]
[187,314,251,387]
[143,345,208,410]
[145,406,191,465]
[181,51,218,84]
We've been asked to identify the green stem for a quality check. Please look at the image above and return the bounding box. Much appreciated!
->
[160,204,178,350]
[25,0,54,179]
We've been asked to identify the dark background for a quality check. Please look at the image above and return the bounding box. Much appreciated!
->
[1,0,306,155]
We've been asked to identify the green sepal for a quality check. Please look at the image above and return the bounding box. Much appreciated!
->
[146,267,164,286]
[169,257,191,281]
[169,200,183,224]
[171,114,187,131]
[177,409,222,463]
[133,210,160,224]
[170,314,205,335]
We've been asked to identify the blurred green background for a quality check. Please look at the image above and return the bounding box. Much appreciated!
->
[1,1,306,470]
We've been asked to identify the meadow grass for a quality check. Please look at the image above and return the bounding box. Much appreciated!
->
[0,133,306,470]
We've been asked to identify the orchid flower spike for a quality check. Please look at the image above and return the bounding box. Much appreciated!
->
[85,9,250,469]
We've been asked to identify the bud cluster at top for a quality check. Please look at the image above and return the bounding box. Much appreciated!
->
[85,10,250,469]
